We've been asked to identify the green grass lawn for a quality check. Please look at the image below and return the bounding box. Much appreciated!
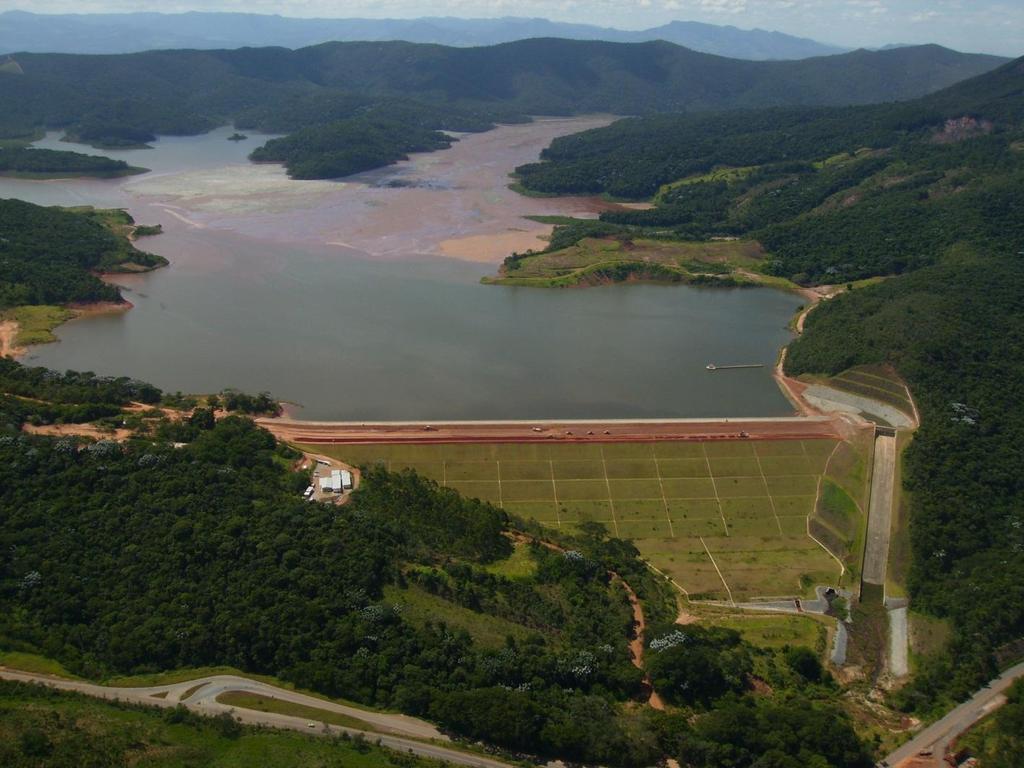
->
[0,651,79,678]
[707,614,827,651]
[216,692,382,732]
[305,439,853,603]
[485,540,538,579]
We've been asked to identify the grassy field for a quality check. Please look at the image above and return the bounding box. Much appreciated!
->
[216,692,382,732]
[483,236,780,288]
[654,165,760,202]
[382,583,541,647]
[705,613,828,651]
[305,439,851,602]
[0,651,79,678]
[2,305,74,346]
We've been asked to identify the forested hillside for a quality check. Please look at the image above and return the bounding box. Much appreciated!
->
[0,199,166,310]
[0,39,1004,179]
[514,56,1024,284]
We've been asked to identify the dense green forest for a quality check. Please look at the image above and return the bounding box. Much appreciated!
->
[0,146,141,177]
[0,40,1003,179]
[0,678,447,768]
[0,199,166,310]
[251,117,453,180]
[516,57,1024,199]
[514,57,1024,284]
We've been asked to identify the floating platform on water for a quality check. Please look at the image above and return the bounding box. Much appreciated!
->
[706,363,765,371]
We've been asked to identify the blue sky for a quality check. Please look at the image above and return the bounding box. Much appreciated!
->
[3,0,1022,56]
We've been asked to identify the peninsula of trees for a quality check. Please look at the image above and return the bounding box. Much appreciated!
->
[0,147,144,178]
[0,200,167,311]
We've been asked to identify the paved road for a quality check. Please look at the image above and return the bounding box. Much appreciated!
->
[863,434,896,587]
[0,669,512,768]
[885,661,1024,767]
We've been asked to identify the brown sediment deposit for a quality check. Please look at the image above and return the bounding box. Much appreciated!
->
[126,117,622,264]
[439,229,551,263]
[66,300,134,315]
[0,319,24,358]
[22,423,134,441]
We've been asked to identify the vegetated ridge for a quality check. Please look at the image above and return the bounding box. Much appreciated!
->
[509,56,1024,285]
[0,39,1005,179]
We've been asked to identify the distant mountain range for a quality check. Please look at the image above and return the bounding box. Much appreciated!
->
[0,39,1006,130]
[0,37,1008,179]
[0,11,851,60]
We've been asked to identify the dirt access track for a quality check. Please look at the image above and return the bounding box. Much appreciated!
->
[258,415,844,446]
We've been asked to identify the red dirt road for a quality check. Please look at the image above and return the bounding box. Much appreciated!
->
[257,416,842,446]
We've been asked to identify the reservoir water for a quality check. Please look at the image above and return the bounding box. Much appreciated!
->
[1,122,802,420]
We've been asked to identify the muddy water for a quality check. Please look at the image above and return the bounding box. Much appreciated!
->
[2,120,802,420]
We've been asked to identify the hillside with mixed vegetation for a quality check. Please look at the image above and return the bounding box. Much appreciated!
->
[504,57,1024,287]
[0,40,1004,179]
[508,56,1024,714]
[0,370,873,766]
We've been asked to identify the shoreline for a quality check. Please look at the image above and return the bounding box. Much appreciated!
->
[1,300,134,360]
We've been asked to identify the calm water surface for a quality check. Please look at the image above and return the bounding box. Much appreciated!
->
[2,125,802,420]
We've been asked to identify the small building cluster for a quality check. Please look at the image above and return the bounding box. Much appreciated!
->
[318,468,354,495]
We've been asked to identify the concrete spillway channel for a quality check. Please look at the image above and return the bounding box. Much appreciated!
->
[860,431,910,678]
